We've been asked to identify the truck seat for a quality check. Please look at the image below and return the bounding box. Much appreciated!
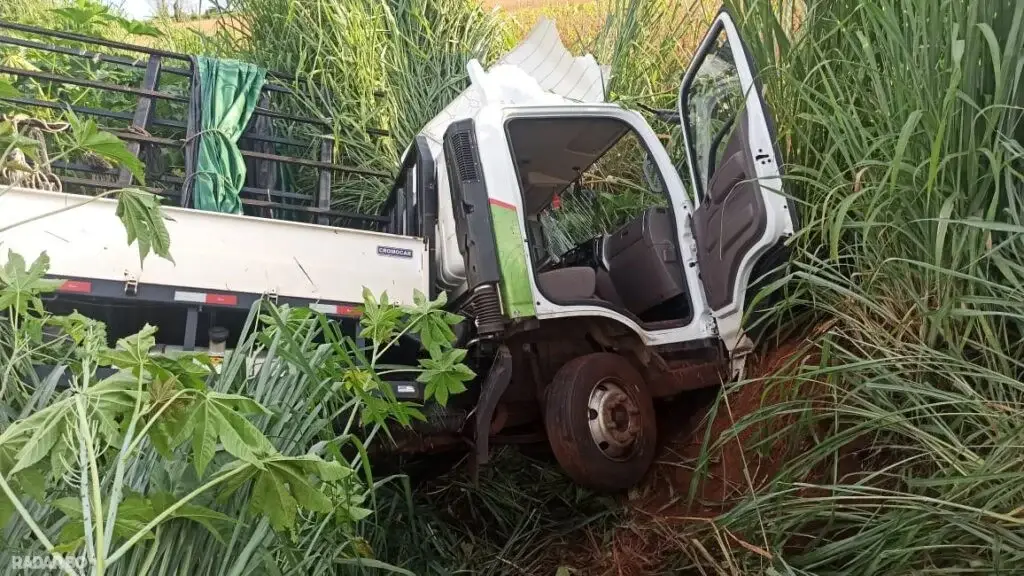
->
[595,268,623,307]
[604,207,685,315]
[537,267,597,301]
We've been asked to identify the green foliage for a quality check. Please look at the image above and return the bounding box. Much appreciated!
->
[226,0,507,213]
[0,251,60,316]
[114,19,162,38]
[676,0,1024,573]
[401,290,461,359]
[359,289,405,348]
[0,118,42,165]
[0,242,471,574]
[0,0,220,195]
[417,348,474,407]
[0,78,18,99]
[63,111,145,185]
[1,112,172,268]
[49,0,120,34]
[0,302,357,568]
[114,188,173,266]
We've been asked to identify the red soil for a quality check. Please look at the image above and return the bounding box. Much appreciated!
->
[638,337,818,518]
[559,336,825,575]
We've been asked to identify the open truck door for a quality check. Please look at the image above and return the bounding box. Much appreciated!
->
[679,10,797,353]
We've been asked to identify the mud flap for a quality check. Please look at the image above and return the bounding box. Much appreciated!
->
[470,345,512,482]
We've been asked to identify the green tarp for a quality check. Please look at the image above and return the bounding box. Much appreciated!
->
[192,56,266,214]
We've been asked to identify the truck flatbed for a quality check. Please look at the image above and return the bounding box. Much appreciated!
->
[0,186,427,313]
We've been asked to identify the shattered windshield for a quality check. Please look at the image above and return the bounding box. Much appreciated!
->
[539,209,576,256]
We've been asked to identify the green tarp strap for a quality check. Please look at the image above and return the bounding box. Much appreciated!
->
[192,56,266,214]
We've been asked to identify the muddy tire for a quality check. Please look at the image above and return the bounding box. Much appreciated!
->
[543,353,657,492]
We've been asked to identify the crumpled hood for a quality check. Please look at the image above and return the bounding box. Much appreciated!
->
[419,18,611,155]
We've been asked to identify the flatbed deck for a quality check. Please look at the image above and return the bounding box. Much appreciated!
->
[0,186,427,313]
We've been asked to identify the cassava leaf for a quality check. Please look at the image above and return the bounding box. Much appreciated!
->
[359,288,403,344]
[0,251,61,315]
[251,469,297,532]
[216,408,271,463]
[207,391,271,415]
[115,188,173,266]
[14,467,47,502]
[67,113,145,184]
[211,394,274,454]
[294,456,353,482]
[149,406,193,460]
[268,462,332,513]
[190,392,276,476]
[52,496,82,518]
[98,324,157,372]
[145,492,235,544]
[117,18,163,38]
[171,503,235,544]
[401,289,462,357]
[190,399,218,477]
[214,461,258,504]
[10,409,67,475]
[417,348,474,407]
[0,494,13,530]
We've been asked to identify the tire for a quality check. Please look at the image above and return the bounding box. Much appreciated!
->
[543,353,657,492]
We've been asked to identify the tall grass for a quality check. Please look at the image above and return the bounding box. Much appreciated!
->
[697,0,1024,572]
[221,0,507,214]
[0,0,57,23]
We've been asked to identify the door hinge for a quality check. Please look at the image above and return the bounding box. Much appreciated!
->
[123,272,139,297]
[264,289,279,305]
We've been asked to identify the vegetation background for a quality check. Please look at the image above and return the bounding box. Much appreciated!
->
[2,0,1023,574]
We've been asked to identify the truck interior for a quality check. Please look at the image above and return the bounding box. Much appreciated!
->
[506,116,693,327]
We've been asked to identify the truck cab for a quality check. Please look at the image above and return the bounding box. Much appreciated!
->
[394,9,797,490]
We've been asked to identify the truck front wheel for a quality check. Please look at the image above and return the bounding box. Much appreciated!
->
[543,353,657,491]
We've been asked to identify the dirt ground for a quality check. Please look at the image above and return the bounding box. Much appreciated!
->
[642,339,815,515]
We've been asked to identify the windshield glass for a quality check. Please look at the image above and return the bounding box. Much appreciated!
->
[508,117,671,267]
[539,209,576,257]
[535,144,669,257]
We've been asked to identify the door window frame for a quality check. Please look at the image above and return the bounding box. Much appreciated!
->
[677,9,787,216]
[501,106,699,330]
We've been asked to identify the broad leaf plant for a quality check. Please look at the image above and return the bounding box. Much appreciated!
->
[0,111,473,574]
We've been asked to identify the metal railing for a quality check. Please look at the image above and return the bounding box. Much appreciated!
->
[0,20,394,231]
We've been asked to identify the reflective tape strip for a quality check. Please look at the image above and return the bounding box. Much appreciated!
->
[309,303,362,317]
[337,305,361,317]
[308,303,335,314]
[174,291,206,303]
[205,293,238,306]
[58,280,92,293]
[174,291,238,306]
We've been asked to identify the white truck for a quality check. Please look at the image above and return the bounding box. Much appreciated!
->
[0,9,797,491]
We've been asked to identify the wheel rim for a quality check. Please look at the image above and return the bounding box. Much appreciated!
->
[586,378,643,461]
